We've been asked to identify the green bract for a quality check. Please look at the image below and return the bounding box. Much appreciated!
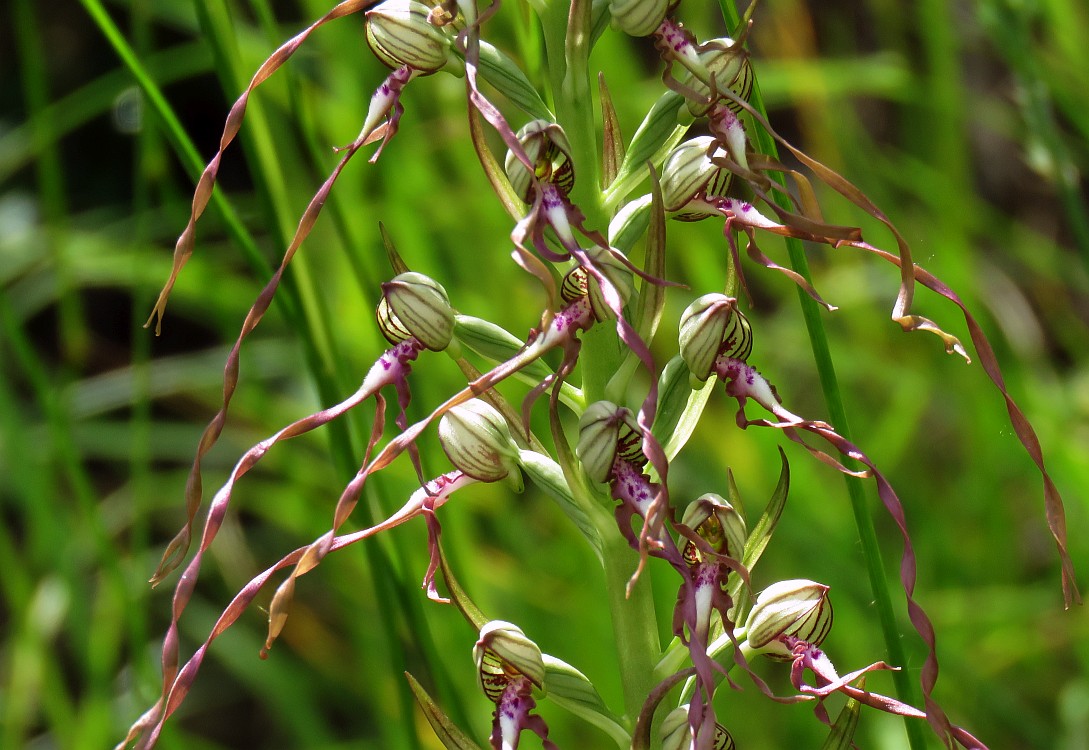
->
[365,0,452,73]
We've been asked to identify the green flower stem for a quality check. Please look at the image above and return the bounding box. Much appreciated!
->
[559,0,603,221]
[537,1,660,726]
[538,0,616,406]
[716,4,927,748]
[600,527,662,724]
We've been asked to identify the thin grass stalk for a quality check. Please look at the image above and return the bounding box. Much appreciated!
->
[717,3,928,748]
[127,0,158,702]
[192,0,348,397]
[0,289,126,748]
[247,0,382,318]
[981,0,1089,275]
[12,0,86,365]
[84,2,428,743]
[0,41,212,183]
[0,373,81,749]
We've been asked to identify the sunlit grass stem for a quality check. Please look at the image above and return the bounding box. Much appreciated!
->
[718,2,929,748]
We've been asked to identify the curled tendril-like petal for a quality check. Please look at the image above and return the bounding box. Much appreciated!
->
[147,61,420,589]
[709,178,1077,606]
[710,355,974,745]
[145,0,383,335]
[139,340,421,750]
[119,469,474,750]
[786,639,989,749]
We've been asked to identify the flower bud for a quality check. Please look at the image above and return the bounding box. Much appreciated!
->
[560,247,635,322]
[576,401,644,484]
[680,492,747,566]
[365,0,452,74]
[745,579,833,658]
[438,399,521,487]
[679,294,753,381]
[474,620,546,702]
[660,136,734,221]
[661,706,737,750]
[378,271,455,351]
[683,38,754,117]
[609,0,669,37]
[504,120,575,202]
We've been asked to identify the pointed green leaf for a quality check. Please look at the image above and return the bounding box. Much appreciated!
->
[437,540,488,630]
[607,91,687,206]
[742,447,790,572]
[820,681,863,750]
[379,221,410,275]
[542,654,630,748]
[633,166,666,343]
[474,41,553,121]
[517,450,603,557]
[599,73,625,190]
[652,355,715,460]
[467,106,525,222]
[405,672,486,750]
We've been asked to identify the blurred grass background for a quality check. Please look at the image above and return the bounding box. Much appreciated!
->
[1,0,1087,748]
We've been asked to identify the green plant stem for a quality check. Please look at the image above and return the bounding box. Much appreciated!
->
[538,0,660,726]
[718,3,928,749]
[763,125,930,750]
[600,530,661,723]
[981,0,1089,276]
